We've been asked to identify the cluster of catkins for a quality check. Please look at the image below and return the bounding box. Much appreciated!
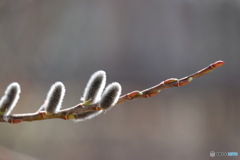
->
[0,71,121,122]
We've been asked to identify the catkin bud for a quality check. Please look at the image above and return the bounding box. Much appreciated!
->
[99,82,121,111]
[45,82,65,114]
[81,70,106,104]
[0,82,21,117]
[73,110,103,122]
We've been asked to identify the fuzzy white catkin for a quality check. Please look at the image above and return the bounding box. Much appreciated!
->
[0,82,21,120]
[99,82,121,111]
[45,82,65,114]
[73,82,121,122]
[81,70,106,104]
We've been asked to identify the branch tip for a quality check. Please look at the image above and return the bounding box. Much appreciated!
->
[212,60,225,68]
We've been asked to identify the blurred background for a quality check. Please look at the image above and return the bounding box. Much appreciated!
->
[0,0,239,160]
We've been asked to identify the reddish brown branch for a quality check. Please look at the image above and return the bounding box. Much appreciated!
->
[0,60,224,123]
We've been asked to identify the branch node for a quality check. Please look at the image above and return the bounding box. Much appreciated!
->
[148,91,159,97]
[39,111,47,118]
[164,78,178,84]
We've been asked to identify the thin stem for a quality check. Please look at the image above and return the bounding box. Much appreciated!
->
[0,60,224,123]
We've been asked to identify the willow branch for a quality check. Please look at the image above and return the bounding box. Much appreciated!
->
[0,60,224,123]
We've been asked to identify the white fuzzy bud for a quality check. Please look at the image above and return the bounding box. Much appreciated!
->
[45,82,65,114]
[99,82,121,111]
[0,82,21,120]
[81,70,106,104]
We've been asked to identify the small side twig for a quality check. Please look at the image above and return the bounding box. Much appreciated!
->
[0,60,224,123]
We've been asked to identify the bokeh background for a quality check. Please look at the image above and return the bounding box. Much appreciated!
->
[0,0,239,160]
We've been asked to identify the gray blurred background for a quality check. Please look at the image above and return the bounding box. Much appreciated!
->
[0,0,239,160]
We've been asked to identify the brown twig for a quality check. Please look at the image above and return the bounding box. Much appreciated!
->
[0,60,224,123]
